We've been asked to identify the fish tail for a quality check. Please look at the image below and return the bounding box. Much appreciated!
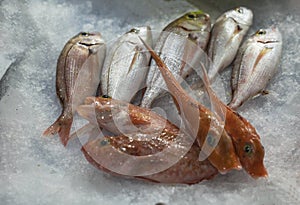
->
[43,114,73,146]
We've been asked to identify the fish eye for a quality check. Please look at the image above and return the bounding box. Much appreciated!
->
[129,28,140,34]
[102,95,111,98]
[187,14,196,19]
[80,32,89,36]
[236,7,244,14]
[244,144,253,154]
[207,135,216,147]
[187,13,198,19]
[257,29,267,35]
[100,139,109,146]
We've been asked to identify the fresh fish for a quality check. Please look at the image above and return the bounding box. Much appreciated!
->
[82,140,218,184]
[207,7,253,80]
[100,26,152,102]
[77,96,240,174]
[77,96,218,184]
[139,37,268,178]
[229,26,283,109]
[43,32,106,146]
[141,10,211,108]
[138,41,242,173]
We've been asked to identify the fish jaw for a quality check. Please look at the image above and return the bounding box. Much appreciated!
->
[76,32,105,47]
[252,26,282,44]
[245,157,268,179]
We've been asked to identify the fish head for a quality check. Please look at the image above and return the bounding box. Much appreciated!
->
[222,7,253,26]
[252,26,282,44]
[178,10,211,32]
[235,136,268,178]
[126,26,152,45]
[77,96,128,125]
[71,32,105,54]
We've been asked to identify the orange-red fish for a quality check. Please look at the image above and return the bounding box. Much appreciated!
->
[139,36,268,178]
[78,95,240,174]
[78,96,218,184]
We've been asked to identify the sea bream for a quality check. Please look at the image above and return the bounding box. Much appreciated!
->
[100,27,152,102]
[141,10,211,108]
[207,7,253,80]
[228,26,282,109]
[43,32,106,146]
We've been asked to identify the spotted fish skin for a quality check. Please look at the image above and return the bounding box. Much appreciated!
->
[139,37,268,178]
[100,26,152,102]
[77,96,218,184]
[141,10,211,108]
[43,32,106,146]
[229,26,282,109]
[207,7,253,80]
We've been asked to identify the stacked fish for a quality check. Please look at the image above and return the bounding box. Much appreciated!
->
[43,7,282,184]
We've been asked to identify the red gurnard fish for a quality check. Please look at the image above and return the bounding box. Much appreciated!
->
[77,96,218,184]
[139,36,268,178]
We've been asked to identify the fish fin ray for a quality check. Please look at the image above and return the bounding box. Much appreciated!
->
[43,114,73,146]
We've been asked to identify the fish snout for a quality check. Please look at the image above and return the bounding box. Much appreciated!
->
[249,165,268,179]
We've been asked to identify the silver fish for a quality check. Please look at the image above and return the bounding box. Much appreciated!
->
[141,10,211,108]
[100,26,152,102]
[43,32,106,146]
[207,7,253,80]
[229,26,282,109]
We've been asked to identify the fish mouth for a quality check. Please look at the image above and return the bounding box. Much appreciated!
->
[249,166,268,179]
[257,40,280,44]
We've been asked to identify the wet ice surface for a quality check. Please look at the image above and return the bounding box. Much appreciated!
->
[0,0,299,204]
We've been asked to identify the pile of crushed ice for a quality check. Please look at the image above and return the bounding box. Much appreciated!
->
[0,0,299,204]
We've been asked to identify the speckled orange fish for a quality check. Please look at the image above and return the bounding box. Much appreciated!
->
[77,96,218,184]
[78,95,241,175]
[139,37,268,178]
[43,32,106,146]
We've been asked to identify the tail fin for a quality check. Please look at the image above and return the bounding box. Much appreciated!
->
[43,114,73,146]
